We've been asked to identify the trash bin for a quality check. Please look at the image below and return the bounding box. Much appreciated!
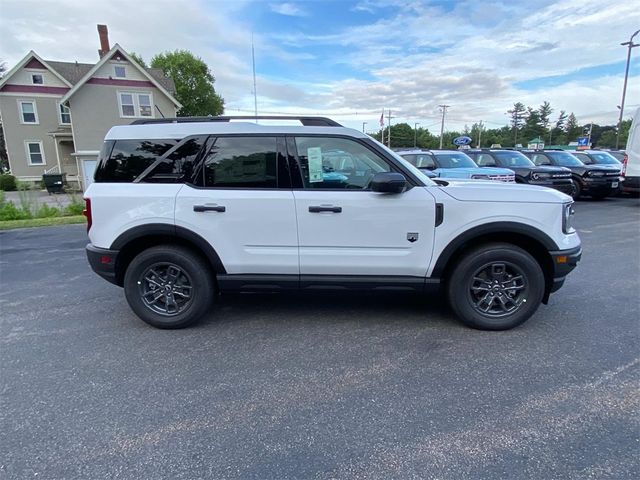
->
[42,173,67,194]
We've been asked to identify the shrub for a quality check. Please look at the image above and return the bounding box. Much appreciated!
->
[36,204,61,218]
[64,199,85,216]
[0,200,32,221]
[0,174,17,191]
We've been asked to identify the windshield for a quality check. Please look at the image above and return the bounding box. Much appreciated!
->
[432,152,477,168]
[546,151,584,166]
[585,152,621,165]
[493,151,534,167]
[378,143,436,185]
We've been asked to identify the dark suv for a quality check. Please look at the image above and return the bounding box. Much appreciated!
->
[466,149,573,195]
[523,150,620,199]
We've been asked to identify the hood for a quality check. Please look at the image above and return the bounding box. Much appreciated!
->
[434,167,514,178]
[583,164,620,172]
[436,181,572,203]
[531,165,572,174]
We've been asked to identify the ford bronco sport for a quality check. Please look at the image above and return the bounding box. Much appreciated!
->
[85,116,581,331]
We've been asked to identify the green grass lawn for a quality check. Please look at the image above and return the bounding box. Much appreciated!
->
[0,215,86,230]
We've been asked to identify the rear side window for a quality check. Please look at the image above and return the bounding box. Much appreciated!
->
[474,153,497,166]
[94,139,177,182]
[203,137,278,188]
[530,153,552,166]
[145,136,207,183]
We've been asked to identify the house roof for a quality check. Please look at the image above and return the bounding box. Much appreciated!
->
[59,44,181,108]
[0,51,73,89]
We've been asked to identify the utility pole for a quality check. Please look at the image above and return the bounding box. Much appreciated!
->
[386,109,395,148]
[616,29,640,149]
[414,122,420,147]
[362,122,367,133]
[477,120,483,148]
[587,123,593,146]
[439,105,450,149]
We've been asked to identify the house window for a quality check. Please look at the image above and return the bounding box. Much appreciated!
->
[118,92,153,118]
[59,103,71,124]
[25,141,45,165]
[19,100,38,124]
[32,74,43,84]
[114,66,126,78]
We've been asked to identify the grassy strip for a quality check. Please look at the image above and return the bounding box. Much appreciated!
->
[0,215,86,230]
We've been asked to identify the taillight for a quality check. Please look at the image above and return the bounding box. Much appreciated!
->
[621,154,628,177]
[83,198,92,232]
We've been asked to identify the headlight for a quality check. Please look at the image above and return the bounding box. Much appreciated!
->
[471,174,490,180]
[532,172,550,180]
[562,203,575,234]
[587,170,605,177]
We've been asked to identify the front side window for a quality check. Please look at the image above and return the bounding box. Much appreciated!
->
[31,74,43,84]
[203,137,278,188]
[19,101,38,124]
[294,137,390,189]
[59,103,71,124]
[25,141,45,165]
[119,92,153,118]
[114,66,126,78]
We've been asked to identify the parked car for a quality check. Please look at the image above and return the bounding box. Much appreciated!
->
[397,149,515,182]
[604,150,626,162]
[84,115,581,331]
[622,107,640,194]
[522,150,620,200]
[466,149,574,195]
[568,150,623,195]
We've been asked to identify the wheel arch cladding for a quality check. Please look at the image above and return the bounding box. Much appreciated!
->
[432,222,556,303]
[110,224,226,286]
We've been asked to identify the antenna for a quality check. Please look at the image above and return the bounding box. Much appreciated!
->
[251,33,258,119]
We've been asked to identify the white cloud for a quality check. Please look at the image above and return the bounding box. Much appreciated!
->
[269,2,306,17]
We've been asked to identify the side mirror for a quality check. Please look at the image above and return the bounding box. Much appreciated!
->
[370,172,407,193]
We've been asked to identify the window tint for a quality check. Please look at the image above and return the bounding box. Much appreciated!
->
[145,136,207,183]
[572,152,592,164]
[203,137,278,188]
[94,139,178,182]
[493,152,534,167]
[546,151,583,166]
[402,153,435,169]
[432,153,476,168]
[294,137,390,189]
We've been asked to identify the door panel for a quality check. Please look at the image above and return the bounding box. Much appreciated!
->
[293,187,437,276]
[175,186,298,274]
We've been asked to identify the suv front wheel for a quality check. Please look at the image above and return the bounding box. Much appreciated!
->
[123,245,214,329]
[447,243,545,330]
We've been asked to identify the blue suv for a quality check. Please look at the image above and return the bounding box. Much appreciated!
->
[398,149,515,182]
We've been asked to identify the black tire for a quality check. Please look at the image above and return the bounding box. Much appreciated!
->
[570,179,582,200]
[123,245,214,329]
[447,243,545,330]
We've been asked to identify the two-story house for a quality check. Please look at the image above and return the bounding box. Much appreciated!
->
[0,25,181,189]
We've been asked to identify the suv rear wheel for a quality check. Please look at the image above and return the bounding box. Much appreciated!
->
[447,243,544,330]
[123,245,214,329]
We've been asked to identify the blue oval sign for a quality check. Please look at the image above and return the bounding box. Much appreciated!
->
[452,135,473,146]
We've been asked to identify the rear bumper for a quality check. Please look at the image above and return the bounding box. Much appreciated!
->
[86,243,119,286]
[548,245,582,293]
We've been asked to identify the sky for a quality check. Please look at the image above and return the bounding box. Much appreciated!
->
[1,0,639,133]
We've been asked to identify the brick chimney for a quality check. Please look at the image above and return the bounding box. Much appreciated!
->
[97,24,110,58]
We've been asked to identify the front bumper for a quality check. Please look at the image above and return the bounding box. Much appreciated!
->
[530,179,574,195]
[582,177,620,195]
[86,243,120,286]
[548,245,582,294]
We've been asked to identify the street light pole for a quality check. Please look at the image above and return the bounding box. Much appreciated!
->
[439,105,450,149]
[362,122,367,133]
[414,122,420,147]
[616,29,640,149]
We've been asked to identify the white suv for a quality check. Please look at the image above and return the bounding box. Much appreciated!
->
[84,116,581,330]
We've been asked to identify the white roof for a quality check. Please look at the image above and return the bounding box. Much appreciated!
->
[105,121,367,140]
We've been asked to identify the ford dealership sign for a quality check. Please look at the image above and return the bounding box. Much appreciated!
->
[452,135,473,146]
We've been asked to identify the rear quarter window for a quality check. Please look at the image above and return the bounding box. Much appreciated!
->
[94,139,178,182]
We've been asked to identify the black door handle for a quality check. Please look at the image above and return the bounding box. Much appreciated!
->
[193,204,226,213]
[309,205,342,213]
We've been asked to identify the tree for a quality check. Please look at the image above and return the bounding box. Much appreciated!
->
[565,113,580,141]
[538,101,553,141]
[522,107,544,142]
[151,50,224,117]
[507,102,526,145]
[129,52,147,68]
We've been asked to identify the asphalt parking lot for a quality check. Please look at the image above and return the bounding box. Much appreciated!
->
[1,196,638,479]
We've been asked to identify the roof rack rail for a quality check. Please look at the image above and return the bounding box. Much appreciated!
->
[130,115,343,127]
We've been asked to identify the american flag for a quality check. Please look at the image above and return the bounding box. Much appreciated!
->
[379,110,384,127]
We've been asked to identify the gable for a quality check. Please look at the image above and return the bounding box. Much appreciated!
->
[0,52,71,95]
